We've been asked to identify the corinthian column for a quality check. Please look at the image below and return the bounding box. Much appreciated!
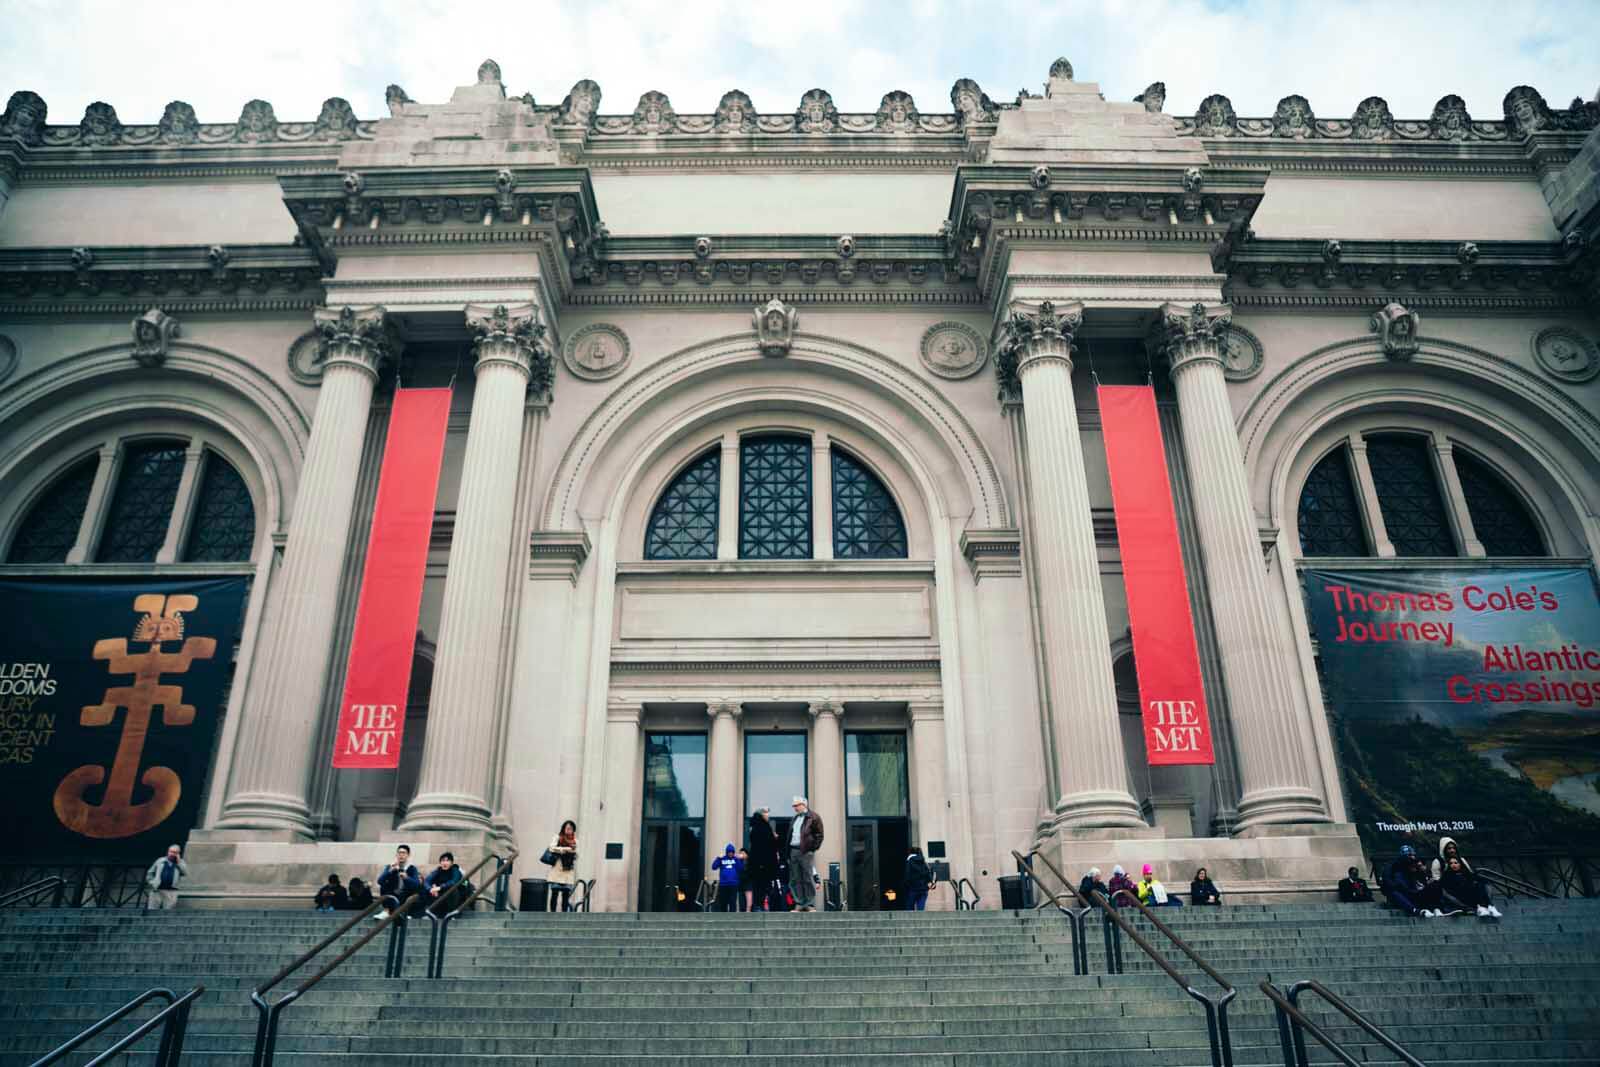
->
[1160,303,1327,828]
[402,304,550,833]
[219,306,396,834]
[1000,301,1144,828]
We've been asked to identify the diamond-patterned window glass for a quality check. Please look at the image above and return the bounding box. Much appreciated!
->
[1454,449,1545,557]
[1366,434,1456,557]
[831,448,907,559]
[1296,445,1368,557]
[644,448,719,560]
[6,456,97,563]
[97,440,187,563]
[184,452,257,562]
[739,435,811,559]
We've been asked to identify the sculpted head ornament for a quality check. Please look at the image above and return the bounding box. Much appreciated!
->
[159,100,199,144]
[314,97,358,140]
[1503,85,1550,137]
[385,85,413,115]
[1194,94,1237,136]
[235,99,278,142]
[950,79,996,126]
[1135,82,1166,113]
[874,91,919,133]
[1048,58,1074,81]
[559,79,601,127]
[714,90,758,134]
[1182,167,1203,192]
[631,90,676,134]
[1030,165,1051,190]
[131,308,179,368]
[1,90,47,145]
[1370,302,1421,361]
[1429,95,1471,140]
[753,298,798,357]
[1273,94,1314,138]
[477,59,503,85]
[79,101,123,145]
[795,88,838,133]
[1351,96,1394,139]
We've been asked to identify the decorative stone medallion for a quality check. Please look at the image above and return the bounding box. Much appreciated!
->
[1532,327,1599,383]
[0,334,16,386]
[562,323,631,381]
[919,322,987,379]
[286,329,325,386]
[1219,324,1264,381]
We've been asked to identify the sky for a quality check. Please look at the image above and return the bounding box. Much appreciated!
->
[2,0,1596,127]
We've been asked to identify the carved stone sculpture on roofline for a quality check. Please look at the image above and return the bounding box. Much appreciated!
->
[1370,302,1421,361]
[753,298,798,357]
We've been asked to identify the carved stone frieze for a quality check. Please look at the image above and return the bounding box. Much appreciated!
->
[1370,302,1421,360]
[753,297,798,356]
[919,321,986,379]
[562,322,630,381]
[1531,326,1598,383]
[130,307,179,367]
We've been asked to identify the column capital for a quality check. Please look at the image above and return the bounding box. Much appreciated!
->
[465,302,553,395]
[1156,301,1232,377]
[605,699,644,726]
[708,700,743,721]
[994,299,1083,398]
[808,699,842,720]
[907,700,944,723]
[313,304,397,379]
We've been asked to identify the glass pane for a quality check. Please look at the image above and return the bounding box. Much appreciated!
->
[1297,446,1367,557]
[832,448,908,559]
[7,457,96,563]
[739,435,811,559]
[746,733,807,817]
[184,453,256,562]
[97,440,187,563]
[642,733,706,819]
[1366,434,1456,558]
[644,448,719,560]
[1454,450,1545,557]
[846,732,908,817]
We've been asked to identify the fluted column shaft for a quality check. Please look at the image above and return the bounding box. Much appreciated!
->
[706,702,743,859]
[220,306,394,833]
[808,700,846,878]
[1162,303,1327,828]
[1003,301,1143,828]
[403,304,548,832]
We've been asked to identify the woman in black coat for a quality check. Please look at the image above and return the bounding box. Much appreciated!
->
[747,809,781,911]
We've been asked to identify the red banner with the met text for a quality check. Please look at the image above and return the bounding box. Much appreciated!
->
[1098,385,1215,766]
[332,388,451,769]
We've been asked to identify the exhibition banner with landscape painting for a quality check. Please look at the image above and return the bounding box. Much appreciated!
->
[1303,566,1600,855]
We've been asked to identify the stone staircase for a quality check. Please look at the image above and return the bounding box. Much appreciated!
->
[2,900,1598,1066]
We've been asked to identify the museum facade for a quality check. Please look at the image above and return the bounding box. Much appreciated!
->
[2,58,1598,909]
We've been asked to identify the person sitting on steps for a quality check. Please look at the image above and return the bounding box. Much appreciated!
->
[346,877,375,911]
[314,873,347,912]
[375,844,423,920]
[1138,864,1183,907]
[1382,844,1446,917]
[1338,866,1374,903]
[1439,855,1501,919]
[1107,865,1138,907]
[1079,866,1109,902]
[1190,867,1222,906]
[425,851,465,913]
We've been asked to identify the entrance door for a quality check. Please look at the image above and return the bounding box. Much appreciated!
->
[844,732,910,910]
[745,733,807,890]
[639,733,707,912]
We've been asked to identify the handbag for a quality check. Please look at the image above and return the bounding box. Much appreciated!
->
[539,848,557,866]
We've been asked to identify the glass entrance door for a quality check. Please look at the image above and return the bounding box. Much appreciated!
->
[844,732,910,910]
[639,733,707,912]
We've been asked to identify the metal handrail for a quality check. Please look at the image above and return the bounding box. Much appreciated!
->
[1262,978,1427,1067]
[695,878,715,911]
[0,876,66,909]
[571,877,597,912]
[30,985,203,1067]
[1010,850,1091,977]
[948,876,982,910]
[424,849,517,979]
[1017,850,1237,1067]
[1477,865,1556,899]
[250,891,424,1067]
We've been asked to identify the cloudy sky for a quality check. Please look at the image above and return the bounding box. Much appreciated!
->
[3,0,1596,126]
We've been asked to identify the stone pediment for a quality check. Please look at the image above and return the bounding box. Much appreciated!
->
[987,73,1208,171]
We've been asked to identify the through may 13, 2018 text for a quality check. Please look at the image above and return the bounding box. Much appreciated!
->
[1374,820,1477,833]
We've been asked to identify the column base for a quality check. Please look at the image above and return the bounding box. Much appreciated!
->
[179,836,485,908]
[398,792,494,834]
[1051,789,1149,830]
[1234,786,1331,830]
[211,791,316,840]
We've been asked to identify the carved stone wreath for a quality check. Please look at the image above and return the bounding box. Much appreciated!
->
[0,334,17,387]
[1531,326,1599,383]
[1219,324,1264,381]
[561,322,631,381]
[919,322,987,380]
[286,329,325,386]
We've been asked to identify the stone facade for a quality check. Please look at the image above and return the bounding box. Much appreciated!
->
[3,61,1598,908]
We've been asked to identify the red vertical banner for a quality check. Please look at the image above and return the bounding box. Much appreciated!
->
[332,388,452,769]
[1098,385,1215,766]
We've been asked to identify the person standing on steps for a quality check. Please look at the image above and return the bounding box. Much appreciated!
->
[711,844,743,912]
[788,796,824,912]
[144,844,187,910]
[747,808,780,912]
[903,845,933,911]
[547,820,579,912]
[736,848,753,911]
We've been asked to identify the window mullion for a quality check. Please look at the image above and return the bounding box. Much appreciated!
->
[716,431,738,561]
[157,444,207,563]
[1430,433,1485,558]
[812,432,833,561]
[67,443,119,564]
[1346,434,1395,558]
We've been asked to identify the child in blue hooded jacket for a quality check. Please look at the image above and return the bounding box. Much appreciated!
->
[711,844,743,912]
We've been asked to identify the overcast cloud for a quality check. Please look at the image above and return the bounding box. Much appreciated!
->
[2,0,1596,126]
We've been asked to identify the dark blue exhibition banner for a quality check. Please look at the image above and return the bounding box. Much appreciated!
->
[1303,567,1600,852]
[1,577,248,862]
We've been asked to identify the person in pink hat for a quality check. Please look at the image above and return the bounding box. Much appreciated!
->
[1137,863,1183,907]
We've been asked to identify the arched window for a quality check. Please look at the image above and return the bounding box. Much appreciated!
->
[1454,450,1544,557]
[6,456,98,564]
[1297,446,1367,557]
[184,452,257,562]
[97,439,188,563]
[739,435,811,559]
[1364,434,1454,558]
[643,448,719,561]
[831,448,907,559]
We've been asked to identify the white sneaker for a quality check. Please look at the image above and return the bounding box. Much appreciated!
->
[1476,905,1490,917]
[1423,909,1439,917]
[373,910,390,921]
[1488,905,1502,918]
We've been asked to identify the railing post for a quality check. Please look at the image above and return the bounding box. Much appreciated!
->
[384,914,408,978]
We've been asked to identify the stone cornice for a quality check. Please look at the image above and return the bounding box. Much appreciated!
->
[608,658,942,674]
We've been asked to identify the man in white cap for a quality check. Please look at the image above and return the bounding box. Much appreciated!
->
[788,796,824,912]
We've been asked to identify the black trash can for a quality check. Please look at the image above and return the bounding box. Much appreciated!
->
[998,874,1027,911]
[519,878,550,913]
